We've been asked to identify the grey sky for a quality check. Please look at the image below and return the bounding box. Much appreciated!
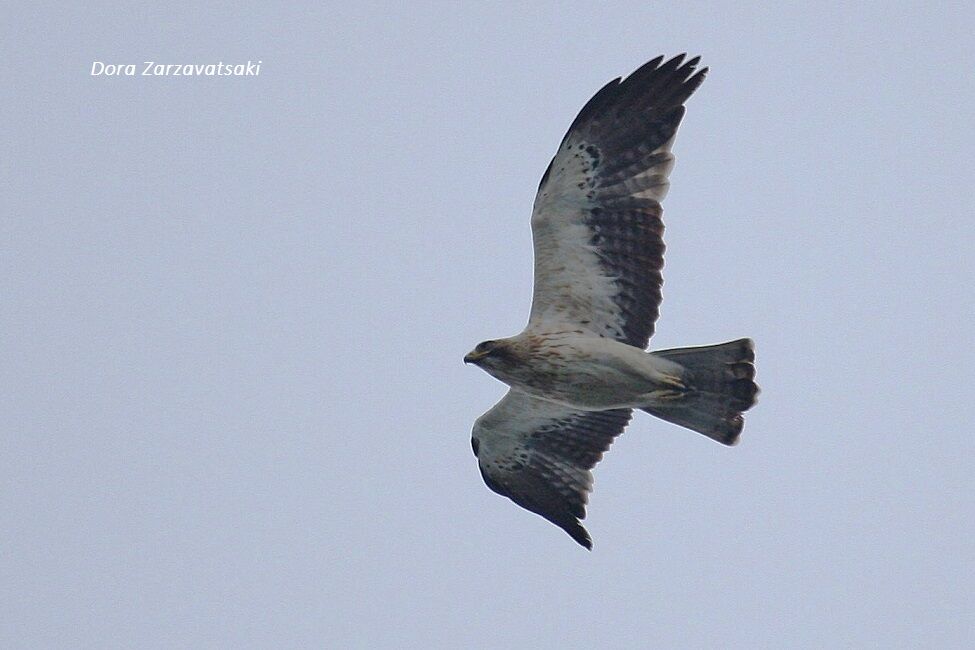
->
[3,2,974,648]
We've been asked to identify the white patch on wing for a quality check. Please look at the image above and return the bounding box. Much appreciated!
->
[473,392,602,483]
[474,390,566,455]
[528,141,626,339]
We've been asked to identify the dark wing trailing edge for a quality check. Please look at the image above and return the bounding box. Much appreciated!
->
[529,55,707,349]
[471,391,632,549]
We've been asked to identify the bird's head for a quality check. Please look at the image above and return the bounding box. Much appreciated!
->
[464,339,512,369]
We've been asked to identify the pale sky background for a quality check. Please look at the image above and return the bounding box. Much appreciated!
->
[3,2,974,648]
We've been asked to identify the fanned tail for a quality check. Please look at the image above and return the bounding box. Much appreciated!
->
[642,338,759,445]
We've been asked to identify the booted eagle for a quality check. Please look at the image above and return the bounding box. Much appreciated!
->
[465,55,758,549]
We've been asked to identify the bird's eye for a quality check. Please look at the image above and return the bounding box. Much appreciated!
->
[476,341,492,353]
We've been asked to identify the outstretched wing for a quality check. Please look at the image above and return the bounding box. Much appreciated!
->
[529,55,707,349]
[471,390,632,549]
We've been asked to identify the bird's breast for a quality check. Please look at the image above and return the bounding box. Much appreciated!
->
[495,332,658,409]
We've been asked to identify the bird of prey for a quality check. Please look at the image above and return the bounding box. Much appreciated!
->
[465,55,758,549]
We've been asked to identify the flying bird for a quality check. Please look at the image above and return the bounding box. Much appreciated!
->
[465,55,759,549]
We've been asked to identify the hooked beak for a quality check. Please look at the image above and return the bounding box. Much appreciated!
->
[464,349,487,364]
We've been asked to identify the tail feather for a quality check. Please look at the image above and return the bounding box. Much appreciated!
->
[643,338,759,445]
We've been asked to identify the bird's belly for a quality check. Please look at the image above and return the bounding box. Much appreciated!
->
[509,361,651,410]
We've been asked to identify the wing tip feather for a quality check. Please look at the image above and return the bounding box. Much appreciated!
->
[563,520,594,550]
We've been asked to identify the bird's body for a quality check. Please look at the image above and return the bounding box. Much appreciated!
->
[466,55,759,549]
[468,329,685,410]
